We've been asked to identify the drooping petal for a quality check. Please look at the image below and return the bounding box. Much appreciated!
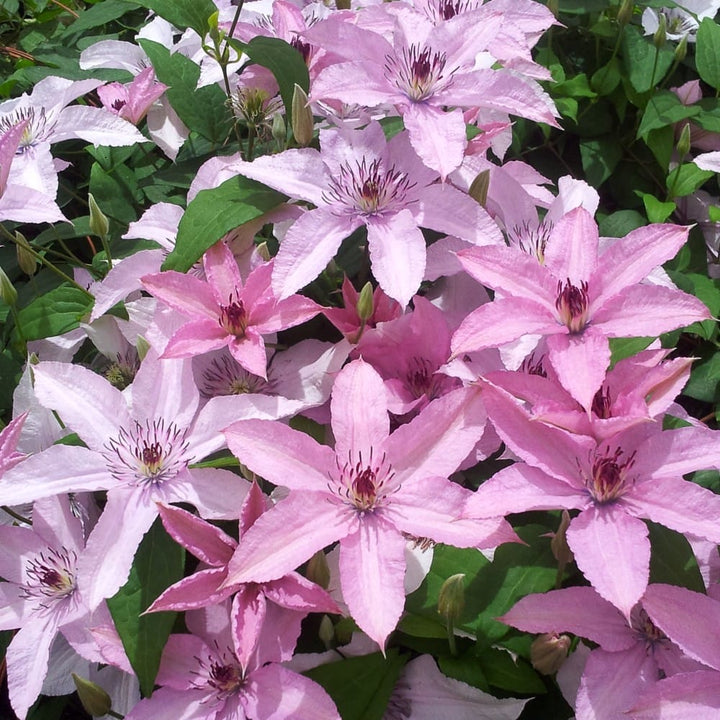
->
[566,505,650,616]
[53,105,147,145]
[339,515,407,648]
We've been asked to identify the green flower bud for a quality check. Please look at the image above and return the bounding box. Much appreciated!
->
[675,33,688,63]
[88,193,109,239]
[15,231,37,277]
[291,84,314,147]
[272,113,287,149]
[438,573,465,625]
[617,0,634,27]
[335,0,351,9]
[356,282,375,322]
[677,122,692,160]
[0,266,17,306]
[654,12,667,49]
[72,674,112,717]
[468,170,490,207]
[306,549,331,590]
[530,633,571,675]
[319,615,335,649]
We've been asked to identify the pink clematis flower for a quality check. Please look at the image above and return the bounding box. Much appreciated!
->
[305,8,558,177]
[0,119,65,223]
[97,66,168,125]
[451,207,709,411]
[500,585,711,720]
[225,121,502,306]
[464,382,720,614]
[0,350,252,609]
[125,603,341,720]
[147,483,340,670]
[142,242,320,379]
[221,358,515,648]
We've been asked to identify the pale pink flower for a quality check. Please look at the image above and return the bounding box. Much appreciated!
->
[97,67,168,125]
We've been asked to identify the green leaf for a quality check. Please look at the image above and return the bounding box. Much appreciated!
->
[16,284,93,340]
[696,17,720,90]
[641,193,675,223]
[61,0,136,39]
[647,521,705,592]
[666,163,714,199]
[591,57,621,95]
[553,73,597,99]
[622,25,674,93]
[609,336,655,365]
[476,646,546,694]
[598,210,646,237]
[684,350,720,403]
[140,39,232,143]
[128,0,216,36]
[304,651,406,720]
[244,36,310,119]
[645,125,675,172]
[580,136,623,186]
[554,96,578,122]
[637,90,700,140]
[89,162,141,228]
[0,351,22,413]
[163,175,284,272]
[107,518,184,697]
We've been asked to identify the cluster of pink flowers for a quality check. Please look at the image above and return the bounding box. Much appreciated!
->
[1,1,720,719]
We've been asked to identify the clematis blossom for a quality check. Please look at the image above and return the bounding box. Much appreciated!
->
[222,359,515,648]
[464,382,720,614]
[97,66,168,125]
[225,121,502,306]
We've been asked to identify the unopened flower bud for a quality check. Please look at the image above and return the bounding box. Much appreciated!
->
[653,12,667,48]
[256,241,272,262]
[335,0,351,9]
[546,0,559,18]
[675,33,688,63]
[135,335,150,361]
[319,614,335,649]
[530,633,571,675]
[356,282,374,322]
[306,549,331,590]
[438,573,465,625]
[617,0,633,27]
[207,10,221,43]
[551,510,573,569]
[468,170,490,207]
[72,674,112,717]
[15,231,37,277]
[291,84,314,147]
[272,113,286,148]
[677,122,692,160]
[88,193,109,239]
[0,266,17,306]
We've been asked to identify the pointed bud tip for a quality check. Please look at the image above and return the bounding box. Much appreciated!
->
[72,674,112,717]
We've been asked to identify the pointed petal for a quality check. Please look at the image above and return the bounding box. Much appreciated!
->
[33,362,129,451]
[224,419,334,492]
[642,584,720,670]
[547,330,610,411]
[0,445,111,505]
[367,210,426,307]
[228,331,270,379]
[78,490,158,610]
[388,385,487,483]
[403,104,466,179]
[566,505,650,616]
[272,209,360,299]
[204,240,243,300]
[596,223,690,304]
[156,503,236,565]
[330,359,389,460]
[465,463,587,519]
[244,664,341,720]
[263,572,340,614]
[162,319,228,357]
[543,207,598,283]
[233,585,266,671]
[141,270,218,318]
[339,515,406,648]
[500,586,635,650]
[224,495,353,584]
[625,478,720,545]
[146,567,230,612]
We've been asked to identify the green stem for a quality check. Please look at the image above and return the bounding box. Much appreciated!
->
[446,621,458,657]
[98,231,113,271]
[107,710,125,719]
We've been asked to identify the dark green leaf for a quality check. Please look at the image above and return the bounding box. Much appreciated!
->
[62,0,135,39]
[580,136,622,186]
[140,39,232,143]
[598,210,646,237]
[245,36,310,119]
[304,651,406,720]
[163,175,284,272]
[609,336,655,365]
[129,0,216,36]
[622,25,674,93]
[591,57,621,95]
[684,351,720,402]
[666,163,714,199]
[89,162,141,228]
[476,646,546,694]
[16,284,93,340]
[107,517,184,697]
[0,351,22,413]
[637,90,700,139]
[696,17,720,90]
[647,521,705,592]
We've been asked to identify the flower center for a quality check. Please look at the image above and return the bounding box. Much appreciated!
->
[585,447,636,504]
[324,157,415,216]
[630,606,669,657]
[290,35,313,65]
[555,279,590,333]
[193,647,245,701]
[334,448,397,513]
[591,386,612,419]
[208,661,243,694]
[199,354,271,398]
[0,106,53,153]
[520,352,548,377]
[105,418,192,488]
[510,221,553,263]
[661,9,698,38]
[219,294,248,337]
[405,357,459,402]
[23,547,77,609]
[386,44,452,102]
